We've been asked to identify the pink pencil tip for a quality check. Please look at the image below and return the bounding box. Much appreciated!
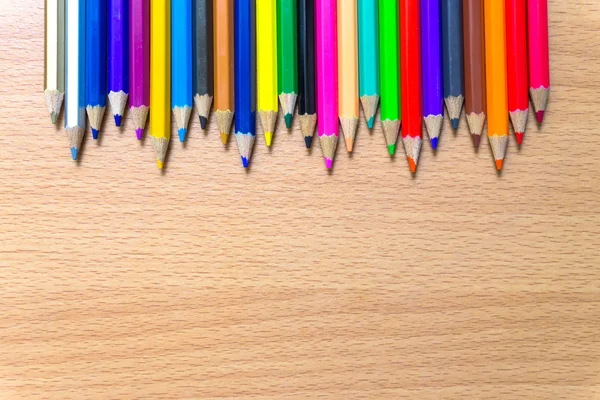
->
[536,110,545,123]
[324,157,333,170]
[515,132,524,145]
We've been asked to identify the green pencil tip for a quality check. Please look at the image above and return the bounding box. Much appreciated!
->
[51,112,57,124]
[284,113,292,128]
[388,143,396,155]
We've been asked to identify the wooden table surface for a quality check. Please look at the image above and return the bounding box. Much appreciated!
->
[1,1,599,399]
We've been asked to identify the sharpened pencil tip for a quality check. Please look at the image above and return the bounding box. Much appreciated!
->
[114,114,122,127]
[495,159,504,171]
[178,128,187,143]
[200,116,208,130]
[408,157,417,173]
[471,134,481,148]
[92,128,99,140]
[156,159,164,169]
[430,137,438,150]
[388,143,396,155]
[304,136,313,149]
[241,156,249,168]
[451,118,459,130]
[220,133,229,145]
[515,132,524,145]
[135,128,143,140]
[51,112,58,124]
[367,117,374,129]
[324,157,333,170]
[536,110,544,123]
[264,131,273,147]
[70,147,78,161]
[284,113,292,128]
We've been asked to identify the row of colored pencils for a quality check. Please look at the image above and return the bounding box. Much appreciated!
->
[45,0,550,172]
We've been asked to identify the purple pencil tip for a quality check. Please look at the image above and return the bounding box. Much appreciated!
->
[135,128,143,140]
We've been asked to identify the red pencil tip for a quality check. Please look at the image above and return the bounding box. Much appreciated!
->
[536,110,545,123]
[495,159,504,171]
[515,132,524,145]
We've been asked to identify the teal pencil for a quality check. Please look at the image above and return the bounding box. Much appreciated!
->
[358,0,380,129]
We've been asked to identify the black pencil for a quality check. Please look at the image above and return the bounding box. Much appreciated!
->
[297,0,316,148]
[193,0,214,129]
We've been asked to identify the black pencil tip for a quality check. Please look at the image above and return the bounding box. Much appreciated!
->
[200,116,208,130]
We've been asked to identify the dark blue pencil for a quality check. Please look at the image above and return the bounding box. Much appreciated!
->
[234,0,256,169]
[441,0,464,130]
[86,0,107,139]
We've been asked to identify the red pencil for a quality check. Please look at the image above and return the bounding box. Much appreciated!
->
[528,0,549,123]
[400,0,422,173]
[506,0,528,144]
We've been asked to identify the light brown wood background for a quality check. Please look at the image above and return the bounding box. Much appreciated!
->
[1,1,599,399]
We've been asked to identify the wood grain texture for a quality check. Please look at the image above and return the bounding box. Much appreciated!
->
[1,1,599,399]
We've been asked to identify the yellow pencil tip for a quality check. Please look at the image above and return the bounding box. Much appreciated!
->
[156,160,164,169]
[264,131,273,147]
[220,133,229,145]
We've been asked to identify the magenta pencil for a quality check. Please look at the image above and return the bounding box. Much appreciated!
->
[315,0,339,170]
[129,0,150,140]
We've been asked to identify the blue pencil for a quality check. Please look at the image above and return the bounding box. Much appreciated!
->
[108,0,129,126]
[86,0,107,140]
[357,0,380,129]
[234,0,256,169]
[441,0,465,130]
[65,0,86,160]
[171,0,193,142]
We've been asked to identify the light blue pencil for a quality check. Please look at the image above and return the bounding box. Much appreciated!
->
[65,0,86,160]
[172,0,193,142]
[358,0,380,129]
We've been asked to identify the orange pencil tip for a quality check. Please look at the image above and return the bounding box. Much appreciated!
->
[408,157,417,173]
[495,159,504,171]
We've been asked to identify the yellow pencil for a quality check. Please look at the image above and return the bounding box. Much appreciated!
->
[150,0,171,169]
[256,0,278,146]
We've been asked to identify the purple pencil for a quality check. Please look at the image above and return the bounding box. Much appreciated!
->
[129,0,149,140]
[108,0,129,126]
[421,0,444,149]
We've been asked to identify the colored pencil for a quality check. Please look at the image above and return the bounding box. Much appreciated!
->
[484,0,508,171]
[108,0,129,127]
[463,0,486,146]
[150,0,171,169]
[86,0,107,140]
[337,0,359,152]
[172,0,193,143]
[378,0,401,155]
[400,0,423,173]
[129,0,150,140]
[528,0,549,123]
[297,0,317,148]
[44,0,65,125]
[315,0,339,169]
[256,0,278,146]
[421,0,444,149]
[358,0,379,129]
[506,0,528,144]
[441,0,464,130]
[234,0,256,168]
[214,0,235,144]
[65,0,85,160]
[193,0,214,130]
[277,0,298,128]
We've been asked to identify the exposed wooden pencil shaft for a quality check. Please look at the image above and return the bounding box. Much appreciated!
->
[194,93,213,123]
[444,94,464,121]
[360,94,379,126]
[215,109,234,139]
[319,134,338,162]
[509,109,528,134]
[298,113,316,139]
[530,86,549,113]
[66,126,85,152]
[173,105,192,130]
[402,136,423,169]
[382,119,400,148]
[108,90,128,117]
[235,132,255,160]
[45,89,64,123]
[466,111,485,137]
[86,105,106,130]
[131,106,149,130]
[152,136,169,164]
[259,110,277,133]
[424,114,443,141]
[340,115,358,152]
[278,92,298,117]
[489,134,508,161]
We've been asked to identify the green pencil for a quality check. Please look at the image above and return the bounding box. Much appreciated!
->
[378,0,401,155]
[277,0,298,128]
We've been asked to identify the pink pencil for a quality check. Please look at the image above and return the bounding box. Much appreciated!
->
[315,0,339,170]
[527,0,549,123]
[129,0,150,140]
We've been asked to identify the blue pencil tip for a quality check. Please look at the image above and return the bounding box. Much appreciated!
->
[430,137,438,150]
[304,136,313,149]
[114,114,122,126]
[241,157,249,168]
[451,118,459,130]
[92,128,99,140]
[178,128,187,142]
[367,117,374,129]
[70,147,78,160]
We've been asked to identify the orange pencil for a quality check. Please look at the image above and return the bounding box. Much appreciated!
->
[214,0,234,144]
